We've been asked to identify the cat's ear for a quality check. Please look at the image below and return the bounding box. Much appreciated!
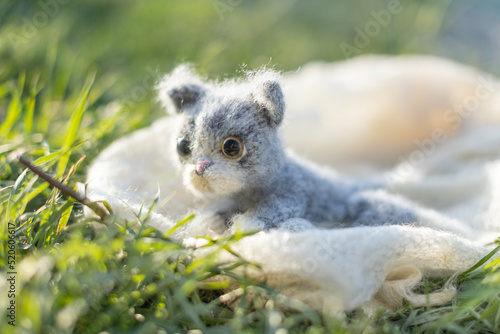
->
[157,64,206,113]
[250,70,285,127]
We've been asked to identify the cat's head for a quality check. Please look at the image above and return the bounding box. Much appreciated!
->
[158,65,286,198]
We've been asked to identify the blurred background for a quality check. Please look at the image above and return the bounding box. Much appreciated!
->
[1,0,499,124]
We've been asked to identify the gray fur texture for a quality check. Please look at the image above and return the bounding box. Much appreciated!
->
[157,65,460,232]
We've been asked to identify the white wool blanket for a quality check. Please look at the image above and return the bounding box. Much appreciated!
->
[86,55,500,313]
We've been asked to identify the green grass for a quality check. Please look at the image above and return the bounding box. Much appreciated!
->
[1,1,500,333]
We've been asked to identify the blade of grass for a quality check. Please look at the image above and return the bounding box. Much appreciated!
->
[24,96,35,135]
[0,71,25,137]
[459,243,500,280]
[165,213,195,238]
[33,152,60,167]
[57,73,96,178]
[1,169,27,261]
[64,155,86,182]
[57,199,74,234]
[12,169,27,196]
[0,82,9,100]
[0,88,22,137]
[17,183,50,222]
[17,70,26,94]
[137,185,161,234]
[24,68,41,136]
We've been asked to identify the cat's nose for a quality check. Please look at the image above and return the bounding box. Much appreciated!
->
[195,159,213,176]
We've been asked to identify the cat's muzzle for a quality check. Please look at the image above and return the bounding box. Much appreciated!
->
[195,158,213,176]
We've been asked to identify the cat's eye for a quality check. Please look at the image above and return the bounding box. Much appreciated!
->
[177,137,192,157]
[222,136,244,159]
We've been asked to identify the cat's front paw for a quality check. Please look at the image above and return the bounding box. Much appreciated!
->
[179,211,227,238]
[228,212,267,234]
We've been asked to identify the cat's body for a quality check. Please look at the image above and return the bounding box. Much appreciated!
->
[158,65,461,234]
[233,152,421,229]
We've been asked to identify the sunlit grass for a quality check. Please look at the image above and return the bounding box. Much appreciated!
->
[1,1,500,333]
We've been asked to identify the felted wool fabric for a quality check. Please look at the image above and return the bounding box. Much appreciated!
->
[86,55,500,313]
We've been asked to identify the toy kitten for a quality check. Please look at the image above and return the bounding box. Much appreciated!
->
[158,65,465,234]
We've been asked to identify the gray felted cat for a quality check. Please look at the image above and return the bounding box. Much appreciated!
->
[157,65,463,234]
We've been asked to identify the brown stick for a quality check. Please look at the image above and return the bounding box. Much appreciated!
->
[17,155,111,220]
